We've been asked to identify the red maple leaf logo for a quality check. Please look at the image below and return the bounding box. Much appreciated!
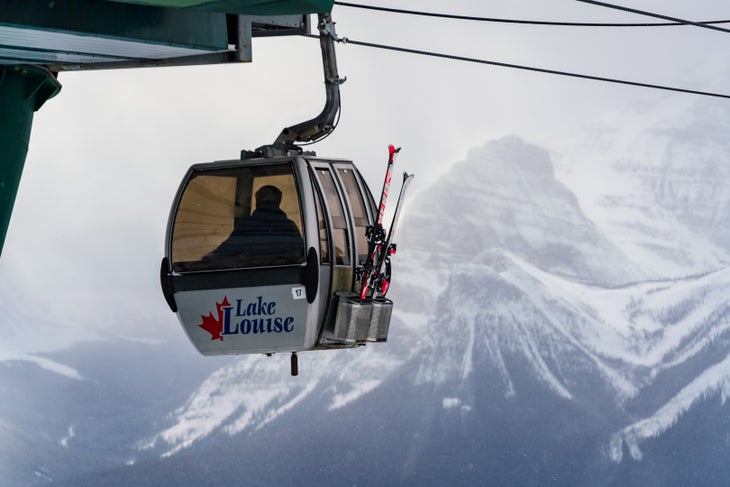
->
[198,296,231,341]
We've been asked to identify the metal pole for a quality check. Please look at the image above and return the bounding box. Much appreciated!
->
[272,12,343,148]
[0,65,61,256]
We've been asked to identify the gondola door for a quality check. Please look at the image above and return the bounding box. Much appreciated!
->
[332,162,376,283]
[163,159,316,356]
[308,160,376,344]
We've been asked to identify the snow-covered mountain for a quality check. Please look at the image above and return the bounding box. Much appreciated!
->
[4,97,730,486]
[121,129,730,484]
[403,136,641,287]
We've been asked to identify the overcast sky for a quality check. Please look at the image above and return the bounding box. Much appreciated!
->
[2,0,730,353]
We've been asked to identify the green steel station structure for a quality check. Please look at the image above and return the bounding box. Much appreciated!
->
[0,0,334,256]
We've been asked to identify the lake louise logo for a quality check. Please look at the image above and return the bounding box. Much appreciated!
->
[198,296,295,341]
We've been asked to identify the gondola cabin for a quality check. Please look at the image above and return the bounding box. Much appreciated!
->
[160,152,394,361]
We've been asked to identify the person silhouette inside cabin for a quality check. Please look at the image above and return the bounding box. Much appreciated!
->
[205,185,304,267]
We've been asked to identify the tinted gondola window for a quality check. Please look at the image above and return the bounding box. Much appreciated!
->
[315,168,350,265]
[171,163,305,271]
[337,167,371,265]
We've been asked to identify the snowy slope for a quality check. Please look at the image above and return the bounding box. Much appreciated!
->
[609,353,730,463]
[140,334,413,457]
[412,248,730,459]
[0,275,90,380]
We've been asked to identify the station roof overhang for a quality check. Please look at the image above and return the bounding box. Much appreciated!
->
[0,0,334,71]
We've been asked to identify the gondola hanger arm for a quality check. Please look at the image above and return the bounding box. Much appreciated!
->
[269,12,344,151]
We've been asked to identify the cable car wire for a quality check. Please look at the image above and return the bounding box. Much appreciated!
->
[334,1,730,28]
[308,34,730,100]
[574,0,730,34]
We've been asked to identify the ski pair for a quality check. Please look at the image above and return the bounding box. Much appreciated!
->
[358,145,414,302]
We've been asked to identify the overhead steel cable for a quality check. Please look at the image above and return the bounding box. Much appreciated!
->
[574,0,730,34]
[334,1,730,28]
[306,34,730,100]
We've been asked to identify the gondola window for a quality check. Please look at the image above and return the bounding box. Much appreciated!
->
[171,164,305,272]
[337,167,370,264]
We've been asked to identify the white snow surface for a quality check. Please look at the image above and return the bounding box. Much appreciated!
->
[142,335,407,457]
[0,354,84,381]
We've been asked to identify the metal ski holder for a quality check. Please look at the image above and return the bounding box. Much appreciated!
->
[330,292,393,343]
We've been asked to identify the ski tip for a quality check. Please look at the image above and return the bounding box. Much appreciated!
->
[388,145,401,156]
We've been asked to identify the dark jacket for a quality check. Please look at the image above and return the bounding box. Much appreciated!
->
[206,203,304,267]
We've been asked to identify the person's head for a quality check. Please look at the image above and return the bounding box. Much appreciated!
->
[255,185,283,208]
